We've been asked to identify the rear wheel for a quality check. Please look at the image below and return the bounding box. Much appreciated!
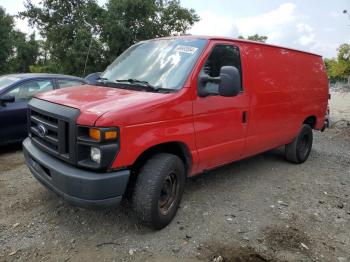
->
[285,124,313,164]
[132,153,185,229]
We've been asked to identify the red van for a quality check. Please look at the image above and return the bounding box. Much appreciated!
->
[23,36,329,229]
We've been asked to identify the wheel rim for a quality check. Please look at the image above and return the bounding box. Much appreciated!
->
[297,133,311,159]
[158,172,179,216]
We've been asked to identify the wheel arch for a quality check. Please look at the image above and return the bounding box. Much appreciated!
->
[131,141,192,173]
[303,115,317,129]
[124,141,192,197]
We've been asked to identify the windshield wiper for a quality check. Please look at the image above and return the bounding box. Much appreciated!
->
[94,77,127,89]
[115,79,160,91]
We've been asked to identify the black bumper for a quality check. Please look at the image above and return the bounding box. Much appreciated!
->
[23,138,130,208]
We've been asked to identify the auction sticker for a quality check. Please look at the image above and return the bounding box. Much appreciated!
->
[175,45,198,54]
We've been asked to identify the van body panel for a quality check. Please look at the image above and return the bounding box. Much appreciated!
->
[94,89,200,173]
[36,85,177,126]
[190,40,250,172]
[112,118,199,173]
[235,42,328,158]
[27,35,329,178]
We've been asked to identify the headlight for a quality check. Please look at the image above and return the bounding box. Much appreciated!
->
[77,126,120,170]
[90,147,101,164]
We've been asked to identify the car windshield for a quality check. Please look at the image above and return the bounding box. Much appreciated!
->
[0,76,20,92]
[101,38,207,90]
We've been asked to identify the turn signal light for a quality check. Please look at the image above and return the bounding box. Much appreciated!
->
[89,128,117,141]
[105,130,118,140]
[89,128,101,141]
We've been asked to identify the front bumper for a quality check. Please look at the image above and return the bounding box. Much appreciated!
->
[23,138,130,208]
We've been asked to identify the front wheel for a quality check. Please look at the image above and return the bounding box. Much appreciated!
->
[132,153,186,229]
[285,124,313,164]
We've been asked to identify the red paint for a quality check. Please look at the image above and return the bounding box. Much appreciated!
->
[36,36,329,176]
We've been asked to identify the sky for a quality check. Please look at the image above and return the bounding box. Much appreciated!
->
[0,0,349,58]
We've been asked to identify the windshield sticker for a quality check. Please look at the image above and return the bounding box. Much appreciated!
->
[175,45,198,54]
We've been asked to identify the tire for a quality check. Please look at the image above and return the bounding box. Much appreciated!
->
[132,153,186,229]
[285,124,313,164]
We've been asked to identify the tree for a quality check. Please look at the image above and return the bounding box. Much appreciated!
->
[9,32,39,72]
[238,34,268,43]
[20,0,199,76]
[101,0,200,63]
[20,0,106,76]
[0,7,40,74]
[325,44,350,83]
[0,7,15,74]
[336,44,350,82]
[324,58,339,82]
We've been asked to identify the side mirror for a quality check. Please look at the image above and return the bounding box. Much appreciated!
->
[0,95,15,106]
[85,72,102,84]
[198,66,241,97]
[218,66,241,97]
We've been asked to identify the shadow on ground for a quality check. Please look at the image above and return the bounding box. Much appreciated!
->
[0,143,22,155]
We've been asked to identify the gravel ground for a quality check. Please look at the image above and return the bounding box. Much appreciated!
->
[1,127,349,262]
[1,92,350,262]
[329,92,350,127]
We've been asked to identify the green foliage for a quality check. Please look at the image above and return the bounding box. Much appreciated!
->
[337,43,350,61]
[9,32,39,72]
[325,44,350,82]
[20,0,107,76]
[1,1,348,83]
[0,7,40,74]
[101,0,199,63]
[0,7,15,74]
[18,0,199,76]
[238,34,268,43]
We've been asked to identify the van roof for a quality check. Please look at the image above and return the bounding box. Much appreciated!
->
[157,35,322,58]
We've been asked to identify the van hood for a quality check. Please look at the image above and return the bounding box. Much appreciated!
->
[35,85,175,126]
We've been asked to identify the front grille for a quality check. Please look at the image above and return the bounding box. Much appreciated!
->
[30,109,69,159]
[28,98,80,164]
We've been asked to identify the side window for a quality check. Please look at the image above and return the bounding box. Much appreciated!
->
[201,44,242,92]
[58,79,84,88]
[7,80,54,101]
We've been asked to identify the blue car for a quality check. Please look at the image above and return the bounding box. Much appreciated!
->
[0,73,86,145]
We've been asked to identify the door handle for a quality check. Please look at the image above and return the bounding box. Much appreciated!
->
[242,111,248,124]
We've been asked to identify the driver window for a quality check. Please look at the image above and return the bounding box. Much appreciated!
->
[201,45,242,92]
[7,80,54,101]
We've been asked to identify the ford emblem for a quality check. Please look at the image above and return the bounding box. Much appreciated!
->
[37,123,48,137]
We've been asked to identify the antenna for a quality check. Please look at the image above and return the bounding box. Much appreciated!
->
[83,22,98,77]
[83,36,93,77]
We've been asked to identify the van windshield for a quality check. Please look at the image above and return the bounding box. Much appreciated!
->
[101,38,207,91]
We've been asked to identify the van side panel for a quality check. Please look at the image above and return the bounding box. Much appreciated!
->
[292,56,328,130]
[237,42,328,157]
